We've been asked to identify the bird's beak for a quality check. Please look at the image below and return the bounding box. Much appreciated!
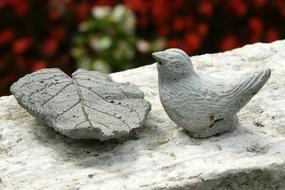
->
[152,51,166,65]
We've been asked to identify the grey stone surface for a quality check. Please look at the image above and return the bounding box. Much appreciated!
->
[1,40,285,189]
[153,48,271,138]
[10,69,151,140]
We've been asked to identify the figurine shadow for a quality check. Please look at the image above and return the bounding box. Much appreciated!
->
[181,126,239,141]
[181,127,238,140]
[31,119,145,169]
[31,113,275,171]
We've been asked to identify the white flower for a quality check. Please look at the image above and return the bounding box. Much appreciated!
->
[152,38,166,51]
[111,5,135,33]
[112,5,126,22]
[92,59,110,73]
[123,11,135,34]
[136,40,151,53]
[90,37,112,51]
[91,6,111,19]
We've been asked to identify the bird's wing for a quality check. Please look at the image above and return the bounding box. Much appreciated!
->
[166,69,270,122]
[216,69,271,114]
[179,76,224,115]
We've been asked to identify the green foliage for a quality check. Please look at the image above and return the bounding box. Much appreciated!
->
[72,4,165,73]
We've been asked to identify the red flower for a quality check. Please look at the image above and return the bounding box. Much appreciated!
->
[11,0,29,18]
[171,0,187,10]
[248,17,263,34]
[152,0,168,25]
[227,0,247,17]
[50,9,61,20]
[198,2,213,17]
[174,18,185,31]
[253,0,267,8]
[13,38,32,54]
[124,0,146,12]
[220,35,239,51]
[77,2,91,23]
[167,39,183,49]
[158,26,170,36]
[32,60,48,72]
[42,38,59,57]
[137,16,148,28]
[0,0,10,8]
[265,29,279,42]
[51,27,66,41]
[0,29,14,46]
[184,15,194,29]
[94,0,117,6]
[125,0,149,28]
[185,32,202,53]
[197,23,208,37]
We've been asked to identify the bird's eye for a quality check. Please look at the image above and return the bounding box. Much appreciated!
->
[158,62,162,65]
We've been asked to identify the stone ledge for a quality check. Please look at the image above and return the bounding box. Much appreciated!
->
[0,40,285,190]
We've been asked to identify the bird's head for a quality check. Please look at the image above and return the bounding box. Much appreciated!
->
[152,48,195,81]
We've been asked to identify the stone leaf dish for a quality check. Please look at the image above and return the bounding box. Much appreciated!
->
[10,68,151,141]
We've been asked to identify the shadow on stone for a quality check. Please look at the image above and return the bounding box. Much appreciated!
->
[31,119,145,169]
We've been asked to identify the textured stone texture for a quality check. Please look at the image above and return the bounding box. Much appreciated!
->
[10,68,150,140]
[1,40,285,190]
[154,48,271,138]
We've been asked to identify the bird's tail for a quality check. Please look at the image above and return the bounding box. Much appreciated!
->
[226,68,271,113]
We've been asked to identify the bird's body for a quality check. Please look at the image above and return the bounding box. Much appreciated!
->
[153,48,271,138]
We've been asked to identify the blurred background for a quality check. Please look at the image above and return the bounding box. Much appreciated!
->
[0,0,284,95]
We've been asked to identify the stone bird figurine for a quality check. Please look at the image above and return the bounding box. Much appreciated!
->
[152,48,271,138]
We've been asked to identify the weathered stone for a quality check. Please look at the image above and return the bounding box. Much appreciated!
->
[153,48,271,138]
[1,40,285,189]
[10,69,151,140]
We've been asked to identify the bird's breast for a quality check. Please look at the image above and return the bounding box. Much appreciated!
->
[159,82,193,116]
